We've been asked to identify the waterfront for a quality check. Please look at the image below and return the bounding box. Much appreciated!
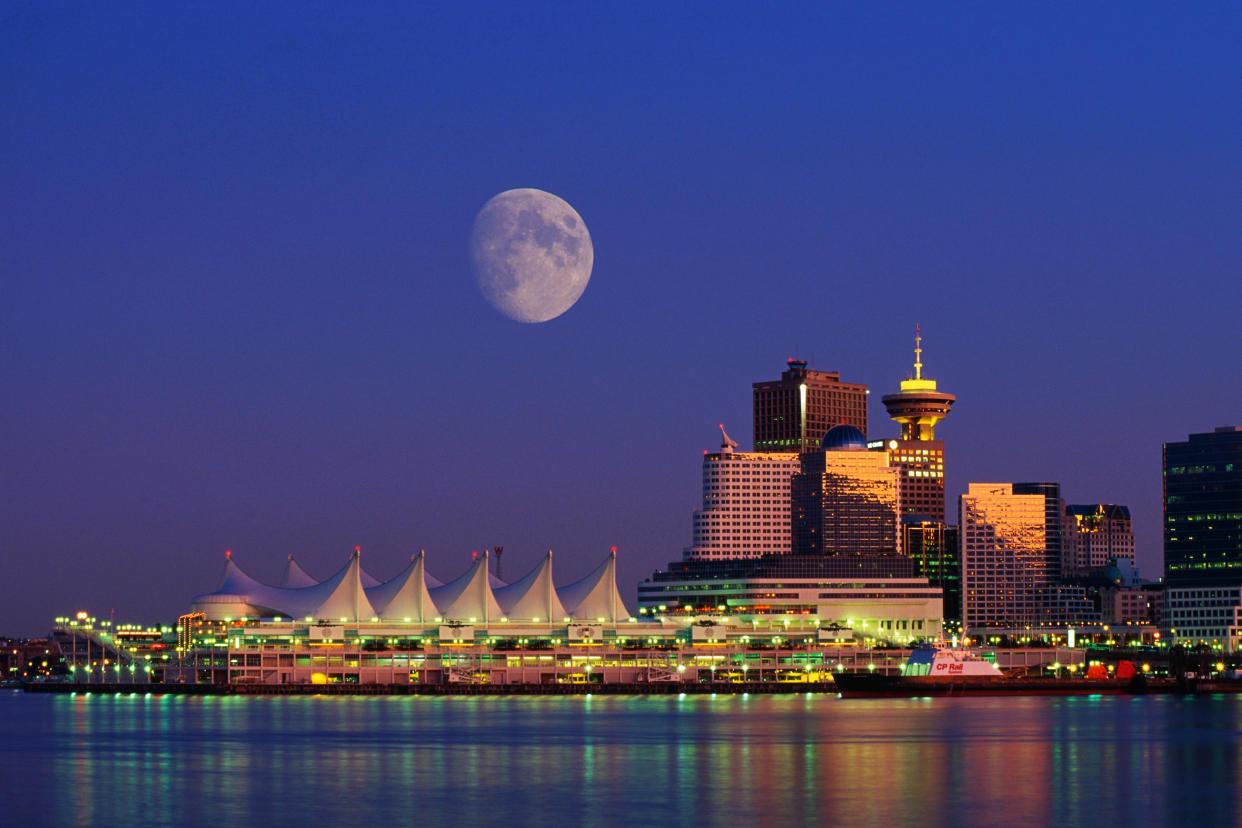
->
[3,690,1240,827]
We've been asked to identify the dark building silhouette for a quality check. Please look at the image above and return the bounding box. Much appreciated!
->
[1163,427,1242,650]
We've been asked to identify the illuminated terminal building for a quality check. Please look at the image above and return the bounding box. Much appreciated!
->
[753,360,868,452]
[51,548,946,687]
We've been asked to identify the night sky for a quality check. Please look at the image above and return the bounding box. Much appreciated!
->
[3,4,1239,635]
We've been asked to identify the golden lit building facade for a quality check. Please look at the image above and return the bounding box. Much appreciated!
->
[792,426,901,556]
[960,483,1047,631]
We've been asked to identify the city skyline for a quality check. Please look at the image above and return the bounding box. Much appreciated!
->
[4,5,1240,635]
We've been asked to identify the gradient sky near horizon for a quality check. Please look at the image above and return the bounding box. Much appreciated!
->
[3,3,1239,635]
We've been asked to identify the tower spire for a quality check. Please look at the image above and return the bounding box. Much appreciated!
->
[913,323,923,381]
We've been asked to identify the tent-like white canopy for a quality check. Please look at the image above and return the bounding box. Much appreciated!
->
[494,551,567,622]
[557,549,631,622]
[281,555,319,589]
[366,551,438,623]
[429,551,503,622]
[190,548,630,624]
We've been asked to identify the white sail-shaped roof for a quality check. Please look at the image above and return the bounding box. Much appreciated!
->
[191,552,376,621]
[281,555,320,588]
[557,550,631,622]
[494,551,567,622]
[430,551,503,622]
[188,552,268,619]
[215,552,270,595]
[367,551,438,622]
[312,552,377,622]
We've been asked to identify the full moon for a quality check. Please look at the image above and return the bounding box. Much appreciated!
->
[469,188,594,323]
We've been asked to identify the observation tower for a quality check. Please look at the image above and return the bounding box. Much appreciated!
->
[881,326,955,441]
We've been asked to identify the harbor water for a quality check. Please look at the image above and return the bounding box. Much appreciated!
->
[2,689,1239,827]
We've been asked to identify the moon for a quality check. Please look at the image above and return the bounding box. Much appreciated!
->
[469,188,594,323]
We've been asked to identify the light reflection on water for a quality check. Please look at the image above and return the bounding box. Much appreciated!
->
[2,690,1240,827]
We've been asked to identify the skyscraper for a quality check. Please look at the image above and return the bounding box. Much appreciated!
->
[792,425,901,556]
[753,360,868,453]
[960,483,1048,630]
[880,327,954,521]
[961,482,1098,632]
[904,519,961,623]
[682,425,799,561]
[1163,426,1242,650]
[1013,482,1066,580]
[1064,504,1135,575]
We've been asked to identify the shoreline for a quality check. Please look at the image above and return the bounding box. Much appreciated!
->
[18,678,1239,697]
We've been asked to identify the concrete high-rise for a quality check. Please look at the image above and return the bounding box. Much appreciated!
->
[880,327,954,521]
[753,360,868,453]
[682,425,799,561]
[1163,426,1242,651]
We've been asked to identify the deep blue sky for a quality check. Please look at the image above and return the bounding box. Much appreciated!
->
[3,3,1239,634]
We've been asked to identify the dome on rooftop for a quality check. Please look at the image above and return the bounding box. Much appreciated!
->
[820,424,867,451]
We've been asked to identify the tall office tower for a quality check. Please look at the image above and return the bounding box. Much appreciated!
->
[904,518,961,623]
[880,327,954,521]
[1163,427,1242,650]
[682,425,799,561]
[1064,504,1135,575]
[753,359,868,453]
[959,483,1048,630]
[961,483,1097,631]
[1013,482,1066,580]
[792,425,901,556]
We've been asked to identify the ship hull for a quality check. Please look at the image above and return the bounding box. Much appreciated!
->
[832,672,1147,698]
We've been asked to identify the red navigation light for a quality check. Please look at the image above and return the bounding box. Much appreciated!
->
[611,546,617,553]
[356,545,361,553]
[703,449,708,455]
[472,550,478,559]
[225,549,231,558]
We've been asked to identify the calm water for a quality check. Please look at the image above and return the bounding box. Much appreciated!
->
[2,689,1240,827]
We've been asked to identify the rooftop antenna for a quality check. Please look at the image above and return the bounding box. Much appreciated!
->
[718,423,739,451]
[913,323,923,380]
